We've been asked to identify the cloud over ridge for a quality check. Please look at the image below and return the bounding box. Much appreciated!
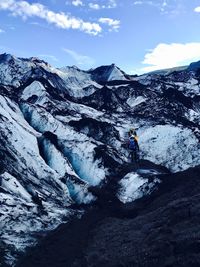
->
[141,42,200,72]
[63,48,95,66]
[0,0,101,35]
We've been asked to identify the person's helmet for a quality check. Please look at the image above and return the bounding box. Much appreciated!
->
[129,128,134,136]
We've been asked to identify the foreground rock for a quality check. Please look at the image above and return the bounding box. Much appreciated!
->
[17,164,200,267]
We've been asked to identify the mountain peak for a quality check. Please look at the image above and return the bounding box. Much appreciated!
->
[28,56,50,67]
[59,65,82,72]
[0,53,50,68]
[89,63,128,83]
[187,60,200,71]
[0,53,16,63]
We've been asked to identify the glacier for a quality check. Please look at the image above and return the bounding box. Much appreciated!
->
[0,53,200,266]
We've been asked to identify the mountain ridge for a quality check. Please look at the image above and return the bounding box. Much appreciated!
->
[2,52,200,77]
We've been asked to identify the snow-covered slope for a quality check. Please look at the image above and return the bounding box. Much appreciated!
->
[136,67,200,97]
[0,53,200,266]
[0,53,58,87]
[117,172,160,203]
[139,125,200,172]
[57,66,102,97]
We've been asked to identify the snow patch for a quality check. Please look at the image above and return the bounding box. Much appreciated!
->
[185,109,200,123]
[1,172,32,202]
[139,125,200,172]
[107,66,127,81]
[66,181,95,204]
[172,78,200,96]
[118,172,160,203]
[39,136,95,204]
[127,96,147,108]
[57,66,102,97]
[21,81,48,105]
[41,137,75,177]
[21,103,108,186]
[62,141,107,186]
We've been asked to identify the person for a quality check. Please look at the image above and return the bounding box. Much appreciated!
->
[128,128,139,163]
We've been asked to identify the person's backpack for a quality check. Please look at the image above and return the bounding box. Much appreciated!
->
[129,137,135,150]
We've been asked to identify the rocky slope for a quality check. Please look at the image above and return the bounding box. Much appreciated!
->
[0,53,200,266]
[17,164,200,267]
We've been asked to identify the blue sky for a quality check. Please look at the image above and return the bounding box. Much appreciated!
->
[1,0,200,74]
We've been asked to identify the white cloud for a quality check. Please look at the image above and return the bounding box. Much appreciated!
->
[133,0,183,15]
[72,0,83,7]
[99,17,120,31]
[133,1,143,5]
[88,0,117,10]
[162,0,167,7]
[63,48,95,66]
[0,0,101,35]
[0,28,5,33]
[141,42,200,73]
[30,21,40,25]
[194,6,200,12]
[38,54,59,62]
[89,3,100,10]
[107,0,117,9]
[133,0,163,11]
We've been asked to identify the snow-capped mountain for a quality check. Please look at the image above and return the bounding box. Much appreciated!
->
[0,53,200,266]
[89,63,129,82]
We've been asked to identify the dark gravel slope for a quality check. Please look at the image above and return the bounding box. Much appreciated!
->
[17,163,200,267]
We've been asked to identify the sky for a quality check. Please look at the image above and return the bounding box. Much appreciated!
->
[1,0,200,74]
